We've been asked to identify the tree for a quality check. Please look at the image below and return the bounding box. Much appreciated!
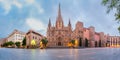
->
[69,40,75,48]
[22,37,26,46]
[71,40,75,45]
[118,27,120,33]
[3,41,14,47]
[3,42,8,47]
[102,0,120,31]
[15,42,20,48]
[41,38,48,48]
[8,41,14,46]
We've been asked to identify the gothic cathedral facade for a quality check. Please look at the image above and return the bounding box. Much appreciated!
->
[47,4,85,47]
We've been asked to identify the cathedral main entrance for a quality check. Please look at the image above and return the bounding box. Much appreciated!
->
[57,37,62,46]
[58,42,61,46]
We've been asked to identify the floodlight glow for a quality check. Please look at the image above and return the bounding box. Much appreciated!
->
[31,39,36,45]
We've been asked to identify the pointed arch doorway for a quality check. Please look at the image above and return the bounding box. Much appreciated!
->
[58,42,61,46]
[57,37,62,46]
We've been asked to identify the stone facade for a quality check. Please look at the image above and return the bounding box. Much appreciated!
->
[47,4,111,48]
[26,30,44,48]
[47,4,72,47]
[107,36,120,47]
[0,38,7,47]
[7,29,25,43]
[94,32,100,47]
[1,4,120,48]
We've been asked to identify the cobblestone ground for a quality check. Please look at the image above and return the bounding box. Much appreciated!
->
[0,48,120,60]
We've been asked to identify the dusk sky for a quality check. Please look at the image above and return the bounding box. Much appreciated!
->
[0,0,119,38]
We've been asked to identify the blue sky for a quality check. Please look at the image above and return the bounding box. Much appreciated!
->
[0,0,119,38]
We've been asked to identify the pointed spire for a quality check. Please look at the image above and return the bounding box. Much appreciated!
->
[68,18,71,27]
[56,3,64,28]
[58,3,61,17]
[48,18,51,27]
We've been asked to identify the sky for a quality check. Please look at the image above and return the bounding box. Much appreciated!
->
[0,0,119,38]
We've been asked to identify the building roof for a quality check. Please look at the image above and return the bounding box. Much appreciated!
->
[7,29,26,38]
[26,30,43,37]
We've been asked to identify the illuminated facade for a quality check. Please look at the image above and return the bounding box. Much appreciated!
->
[47,4,110,48]
[47,4,72,47]
[1,4,120,48]
[26,30,44,48]
[108,36,120,47]
[7,29,25,43]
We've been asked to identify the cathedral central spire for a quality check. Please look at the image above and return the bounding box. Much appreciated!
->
[48,18,51,27]
[56,3,64,29]
[68,19,71,27]
[58,3,61,18]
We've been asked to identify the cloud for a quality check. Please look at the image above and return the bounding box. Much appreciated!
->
[25,0,35,4]
[13,0,22,9]
[0,0,22,14]
[26,18,46,31]
[0,0,12,14]
[0,0,44,15]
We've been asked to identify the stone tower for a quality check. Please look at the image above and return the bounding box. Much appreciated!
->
[47,4,72,47]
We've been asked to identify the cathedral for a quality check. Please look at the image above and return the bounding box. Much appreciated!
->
[47,4,85,47]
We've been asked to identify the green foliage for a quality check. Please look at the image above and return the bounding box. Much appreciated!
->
[118,26,120,33]
[102,0,120,32]
[71,40,75,45]
[3,41,14,47]
[41,38,48,47]
[102,0,120,19]
[3,42,8,47]
[15,42,21,48]
[22,37,26,46]
[8,41,14,46]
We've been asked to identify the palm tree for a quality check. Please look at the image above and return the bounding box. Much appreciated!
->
[70,40,75,48]
[40,38,48,48]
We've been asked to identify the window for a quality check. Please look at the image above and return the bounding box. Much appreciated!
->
[35,37,37,40]
[33,36,34,39]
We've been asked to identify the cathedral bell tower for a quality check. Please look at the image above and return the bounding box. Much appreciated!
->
[48,18,51,29]
[56,4,64,29]
[68,19,72,31]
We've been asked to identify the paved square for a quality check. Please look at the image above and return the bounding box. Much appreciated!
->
[0,48,120,60]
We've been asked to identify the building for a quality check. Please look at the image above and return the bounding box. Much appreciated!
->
[72,21,84,47]
[47,4,72,47]
[47,4,110,48]
[108,36,120,47]
[83,28,90,47]
[94,32,100,47]
[0,38,7,47]
[1,4,120,48]
[7,29,25,43]
[88,26,96,47]
[26,30,44,48]
[47,4,94,47]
